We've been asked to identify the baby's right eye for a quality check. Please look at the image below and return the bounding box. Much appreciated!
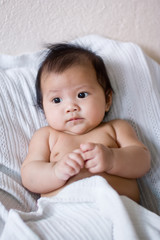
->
[52,98,62,104]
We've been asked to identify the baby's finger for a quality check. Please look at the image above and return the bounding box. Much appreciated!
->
[65,164,79,176]
[68,153,84,168]
[87,165,99,173]
[82,150,94,161]
[80,142,95,152]
[66,159,81,174]
[73,148,83,155]
[85,159,96,169]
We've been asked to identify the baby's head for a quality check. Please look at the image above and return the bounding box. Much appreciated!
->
[35,43,113,134]
[36,43,113,109]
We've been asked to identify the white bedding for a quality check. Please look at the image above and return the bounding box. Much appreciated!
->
[1,176,160,240]
[0,35,160,238]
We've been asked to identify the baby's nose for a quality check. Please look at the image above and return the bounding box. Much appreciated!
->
[66,103,80,113]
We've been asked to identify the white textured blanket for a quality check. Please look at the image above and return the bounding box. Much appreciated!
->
[0,35,160,238]
[1,176,160,240]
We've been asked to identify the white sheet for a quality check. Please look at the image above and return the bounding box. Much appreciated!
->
[1,176,160,240]
[0,35,160,238]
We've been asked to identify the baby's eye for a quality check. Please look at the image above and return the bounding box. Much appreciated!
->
[78,92,88,98]
[52,97,62,104]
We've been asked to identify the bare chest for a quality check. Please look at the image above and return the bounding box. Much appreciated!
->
[49,125,117,163]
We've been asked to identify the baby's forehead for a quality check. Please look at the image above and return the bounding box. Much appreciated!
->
[41,60,94,80]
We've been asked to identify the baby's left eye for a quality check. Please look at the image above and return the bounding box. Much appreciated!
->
[78,92,88,98]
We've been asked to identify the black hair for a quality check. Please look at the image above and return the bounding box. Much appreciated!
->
[35,43,113,109]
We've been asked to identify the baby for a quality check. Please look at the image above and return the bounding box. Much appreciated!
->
[21,43,151,202]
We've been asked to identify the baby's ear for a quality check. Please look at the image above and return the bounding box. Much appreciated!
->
[105,90,112,112]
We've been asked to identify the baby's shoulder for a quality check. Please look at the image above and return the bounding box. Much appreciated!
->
[104,119,135,137]
[31,126,59,148]
[32,126,58,139]
[103,119,131,133]
[106,119,129,127]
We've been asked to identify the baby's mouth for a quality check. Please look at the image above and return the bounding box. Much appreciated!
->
[67,117,84,123]
[68,117,82,122]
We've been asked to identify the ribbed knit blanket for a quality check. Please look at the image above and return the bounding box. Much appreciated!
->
[1,176,160,240]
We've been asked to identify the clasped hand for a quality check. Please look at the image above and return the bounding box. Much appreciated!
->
[54,143,113,181]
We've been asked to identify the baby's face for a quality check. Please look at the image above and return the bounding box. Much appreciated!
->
[41,63,109,135]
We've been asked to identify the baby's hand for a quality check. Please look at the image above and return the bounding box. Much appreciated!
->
[80,143,113,173]
[54,149,84,181]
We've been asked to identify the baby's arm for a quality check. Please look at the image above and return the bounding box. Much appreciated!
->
[21,127,83,194]
[80,120,151,178]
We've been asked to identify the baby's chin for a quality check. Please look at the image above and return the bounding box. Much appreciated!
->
[63,126,94,136]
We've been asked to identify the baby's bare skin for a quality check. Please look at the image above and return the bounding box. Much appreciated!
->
[41,122,140,202]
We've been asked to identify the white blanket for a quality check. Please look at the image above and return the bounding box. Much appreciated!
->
[1,176,160,240]
[0,35,160,238]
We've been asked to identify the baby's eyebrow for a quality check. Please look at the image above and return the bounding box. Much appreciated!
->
[46,84,95,97]
[46,89,61,97]
[48,89,60,93]
[74,84,95,90]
